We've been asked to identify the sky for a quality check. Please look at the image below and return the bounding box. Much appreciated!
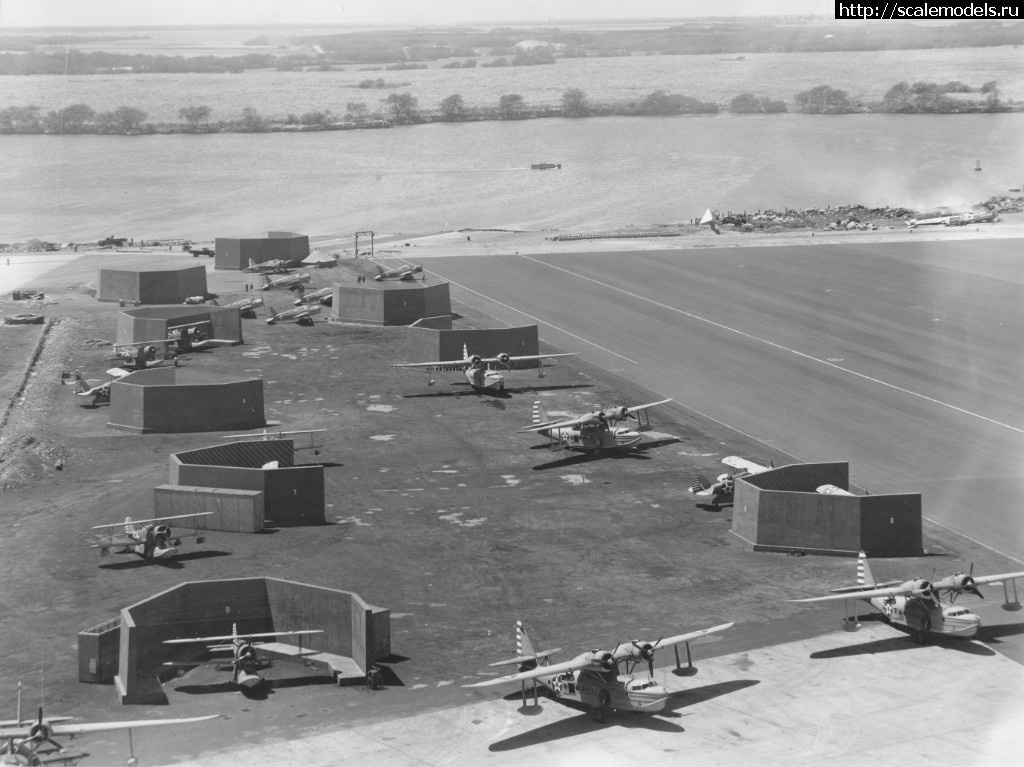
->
[0,0,825,28]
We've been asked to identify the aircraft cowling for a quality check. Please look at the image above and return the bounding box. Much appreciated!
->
[587,650,615,672]
[903,579,935,600]
[603,406,630,422]
[933,573,982,597]
[496,353,511,365]
[469,355,482,366]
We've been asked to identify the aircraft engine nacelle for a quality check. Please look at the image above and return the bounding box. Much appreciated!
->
[469,355,482,366]
[620,641,656,662]
[144,345,158,360]
[496,352,511,365]
[587,650,615,672]
[902,579,935,600]
[603,406,630,422]
[932,573,981,597]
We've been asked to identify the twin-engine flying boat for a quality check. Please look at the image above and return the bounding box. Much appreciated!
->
[465,620,733,721]
[521,398,672,451]
[393,345,577,392]
[791,551,1024,643]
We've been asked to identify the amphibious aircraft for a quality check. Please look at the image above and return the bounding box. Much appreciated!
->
[68,368,132,405]
[265,303,321,326]
[293,286,333,306]
[521,398,672,451]
[90,513,212,561]
[1,683,218,767]
[689,456,772,508]
[164,623,324,689]
[373,263,423,281]
[393,346,577,392]
[464,619,733,722]
[261,272,311,291]
[245,258,291,274]
[790,551,1024,644]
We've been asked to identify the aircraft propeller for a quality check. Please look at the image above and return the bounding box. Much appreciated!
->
[933,572,983,601]
[28,707,64,754]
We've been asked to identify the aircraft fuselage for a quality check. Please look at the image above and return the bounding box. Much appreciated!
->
[540,668,667,714]
[538,424,642,451]
[869,595,981,638]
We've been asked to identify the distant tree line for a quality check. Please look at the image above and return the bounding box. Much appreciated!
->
[4,20,1018,75]
[0,80,1014,135]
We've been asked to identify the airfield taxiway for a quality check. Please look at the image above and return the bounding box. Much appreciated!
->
[0,239,1021,766]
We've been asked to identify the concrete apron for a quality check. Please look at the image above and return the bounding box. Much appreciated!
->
[172,622,1023,767]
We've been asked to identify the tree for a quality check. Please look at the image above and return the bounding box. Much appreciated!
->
[497,93,525,119]
[240,107,265,132]
[383,92,419,122]
[561,88,590,117]
[179,105,212,132]
[729,93,787,114]
[98,105,148,133]
[793,85,854,114]
[300,109,334,127]
[0,105,42,132]
[439,93,465,118]
[47,103,95,132]
[345,102,369,121]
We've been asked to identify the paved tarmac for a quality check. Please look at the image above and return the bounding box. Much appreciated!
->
[169,622,1023,767]
[418,239,1024,563]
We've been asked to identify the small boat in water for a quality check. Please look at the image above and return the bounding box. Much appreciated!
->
[531,162,562,170]
[975,160,982,171]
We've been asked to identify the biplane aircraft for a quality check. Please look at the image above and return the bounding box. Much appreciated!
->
[112,321,233,359]
[164,623,324,689]
[521,398,672,451]
[689,456,772,508]
[261,272,310,291]
[393,345,577,392]
[265,302,321,326]
[67,368,132,405]
[293,286,333,307]
[373,263,423,281]
[790,551,1024,644]
[464,619,733,722]
[0,682,218,767]
[90,513,212,561]
[244,258,291,274]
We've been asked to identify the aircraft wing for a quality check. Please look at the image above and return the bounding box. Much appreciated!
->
[518,413,593,432]
[464,656,591,688]
[0,715,219,740]
[50,714,220,736]
[104,367,133,379]
[393,359,471,371]
[960,571,1024,586]
[113,338,175,350]
[488,647,562,668]
[791,585,918,603]
[480,352,577,366]
[648,622,735,650]
[623,398,673,415]
[722,456,770,474]
[90,512,213,530]
[164,629,322,645]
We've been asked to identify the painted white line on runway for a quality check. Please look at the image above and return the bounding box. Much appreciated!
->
[518,255,1024,436]
[425,270,638,364]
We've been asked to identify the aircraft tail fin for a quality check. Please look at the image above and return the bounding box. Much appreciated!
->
[857,551,876,587]
[463,343,470,361]
[124,516,135,535]
[73,380,87,395]
[532,400,549,425]
[690,474,711,494]
[516,619,535,659]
